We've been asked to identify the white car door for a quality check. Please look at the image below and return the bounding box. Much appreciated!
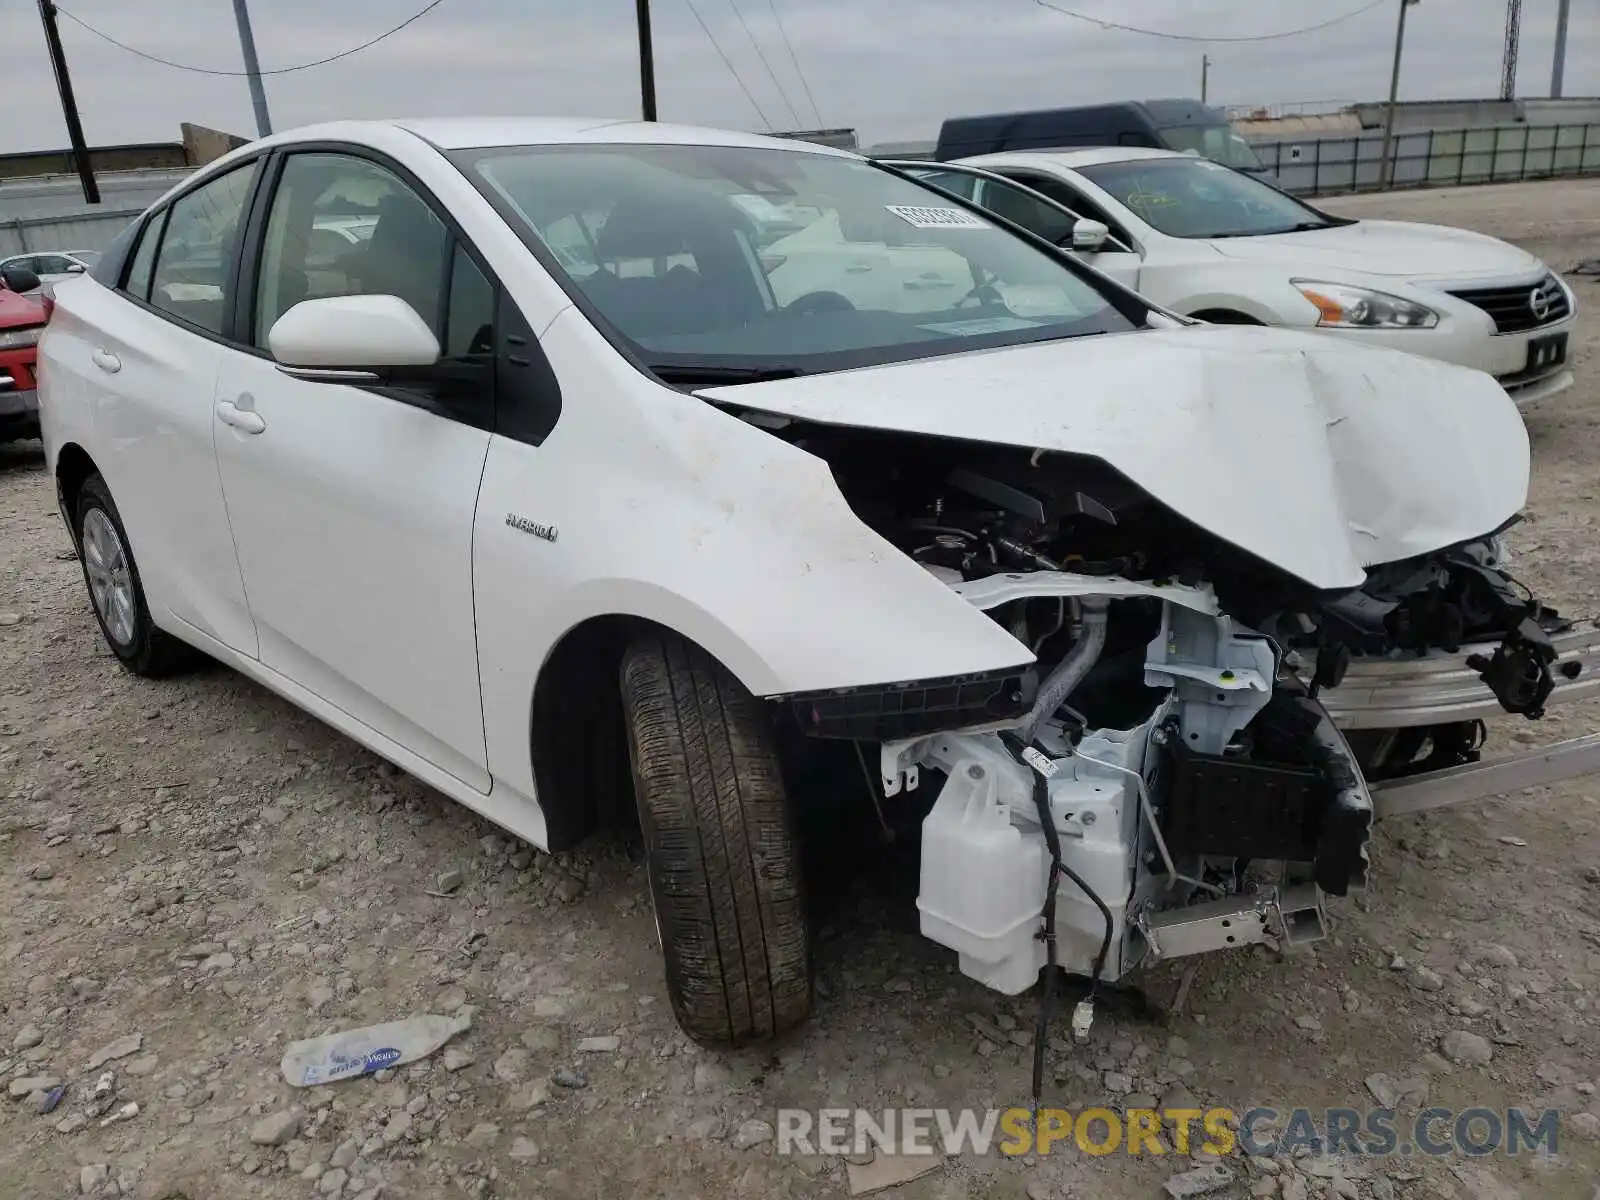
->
[211,150,496,792]
[41,161,263,655]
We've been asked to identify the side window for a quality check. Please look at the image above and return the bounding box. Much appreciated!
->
[122,215,164,301]
[969,177,1077,245]
[254,152,448,347]
[148,163,258,335]
[999,172,1135,250]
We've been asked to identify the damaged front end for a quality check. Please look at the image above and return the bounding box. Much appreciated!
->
[770,426,1600,1013]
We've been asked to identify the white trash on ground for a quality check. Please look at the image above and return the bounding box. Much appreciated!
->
[280,1010,474,1087]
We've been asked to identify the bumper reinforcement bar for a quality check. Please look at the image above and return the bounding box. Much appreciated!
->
[1369,732,1600,819]
[1309,623,1600,730]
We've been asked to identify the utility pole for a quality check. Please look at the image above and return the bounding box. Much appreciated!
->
[1200,55,1210,104]
[231,0,272,138]
[636,0,657,120]
[1551,0,1571,98]
[1378,0,1420,189]
[1499,0,1521,101]
[35,0,99,204]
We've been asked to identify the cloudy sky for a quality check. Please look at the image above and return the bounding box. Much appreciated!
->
[2,0,1595,152]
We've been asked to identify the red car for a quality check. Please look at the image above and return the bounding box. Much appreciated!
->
[0,262,50,443]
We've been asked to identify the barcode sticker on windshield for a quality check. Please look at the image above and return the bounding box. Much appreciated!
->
[884,205,991,230]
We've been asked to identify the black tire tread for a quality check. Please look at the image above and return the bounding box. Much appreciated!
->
[620,634,810,1047]
[76,473,190,678]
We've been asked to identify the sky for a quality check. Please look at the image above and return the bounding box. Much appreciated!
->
[1,0,1596,153]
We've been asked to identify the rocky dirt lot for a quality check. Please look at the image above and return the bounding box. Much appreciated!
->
[2,177,1600,1200]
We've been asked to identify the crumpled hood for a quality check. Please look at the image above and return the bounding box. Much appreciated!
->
[1210,218,1543,280]
[697,324,1529,592]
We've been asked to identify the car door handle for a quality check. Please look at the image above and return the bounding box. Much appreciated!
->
[216,400,266,435]
[91,349,121,374]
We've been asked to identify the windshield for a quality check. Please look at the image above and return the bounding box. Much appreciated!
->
[453,143,1140,378]
[1158,123,1263,171]
[1076,156,1336,239]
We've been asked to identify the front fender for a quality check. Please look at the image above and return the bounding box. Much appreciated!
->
[1141,260,1319,327]
[473,308,1034,799]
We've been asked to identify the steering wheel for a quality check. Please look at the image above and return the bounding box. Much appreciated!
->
[956,283,1006,310]
[783,290,855,316]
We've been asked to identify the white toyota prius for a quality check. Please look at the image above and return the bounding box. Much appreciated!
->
[902,148,1579,407]
[37,119,1600,1057]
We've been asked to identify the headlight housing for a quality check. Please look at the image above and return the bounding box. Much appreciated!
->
[0,325,43,350]
[1292,281,1439,329]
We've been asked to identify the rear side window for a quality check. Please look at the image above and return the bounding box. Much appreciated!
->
[148,163,259,336]
[122,213,166,301]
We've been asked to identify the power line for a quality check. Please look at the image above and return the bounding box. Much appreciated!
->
[765,0,822,127]
[1031,0,1388,43]
[53,0,451,76]
[727,0,801,127]
[683,0,773,129]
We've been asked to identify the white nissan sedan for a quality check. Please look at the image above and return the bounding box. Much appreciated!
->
[37,118,1598,1053]
[905,148,1578,407]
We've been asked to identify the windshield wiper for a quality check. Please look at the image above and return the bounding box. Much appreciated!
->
[1211,220,1333,239]
[649,363,806,386]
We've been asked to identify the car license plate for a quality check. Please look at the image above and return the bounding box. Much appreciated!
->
[1526,331,1568,373]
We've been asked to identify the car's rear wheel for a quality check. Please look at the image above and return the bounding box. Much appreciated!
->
[76,473,188,677]
[619,633,812,1047]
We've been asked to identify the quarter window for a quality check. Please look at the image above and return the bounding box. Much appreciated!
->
[147,162,258,335]
[122,212,165,301]
[446,245,495,358]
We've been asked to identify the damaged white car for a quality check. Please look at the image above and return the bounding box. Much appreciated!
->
[37,120,1600,1068]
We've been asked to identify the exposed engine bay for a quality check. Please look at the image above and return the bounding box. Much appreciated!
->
[756,418,1590,1031]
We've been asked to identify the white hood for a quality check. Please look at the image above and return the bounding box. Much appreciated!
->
[1209,218,1544,280]
[698,324,1529,592]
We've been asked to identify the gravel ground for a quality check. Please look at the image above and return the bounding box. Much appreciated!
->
[3,177,1600,1200]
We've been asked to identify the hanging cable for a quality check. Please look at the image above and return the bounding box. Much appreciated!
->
[1032,0,1387,43]
[683,0,773,129]
[728,0,801,127]
[765,0,823,127]
[53,0,451,76]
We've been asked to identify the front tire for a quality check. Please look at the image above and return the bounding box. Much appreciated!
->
[76,473,188,677]
[620,634,812,1047]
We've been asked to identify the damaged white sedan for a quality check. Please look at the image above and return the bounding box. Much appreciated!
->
[37,120,1600,1067]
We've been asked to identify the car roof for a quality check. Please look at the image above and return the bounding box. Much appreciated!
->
[245,117,860,158]
[955,146,1188,171]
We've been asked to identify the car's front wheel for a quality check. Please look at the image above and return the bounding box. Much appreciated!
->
[620,633,812,1047]
[75,473,188,677]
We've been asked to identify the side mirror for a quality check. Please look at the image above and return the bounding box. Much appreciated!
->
[1068,219,1110,253]
[1,265,42,293]
[268,294,440,383]
[65,263,86,274]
